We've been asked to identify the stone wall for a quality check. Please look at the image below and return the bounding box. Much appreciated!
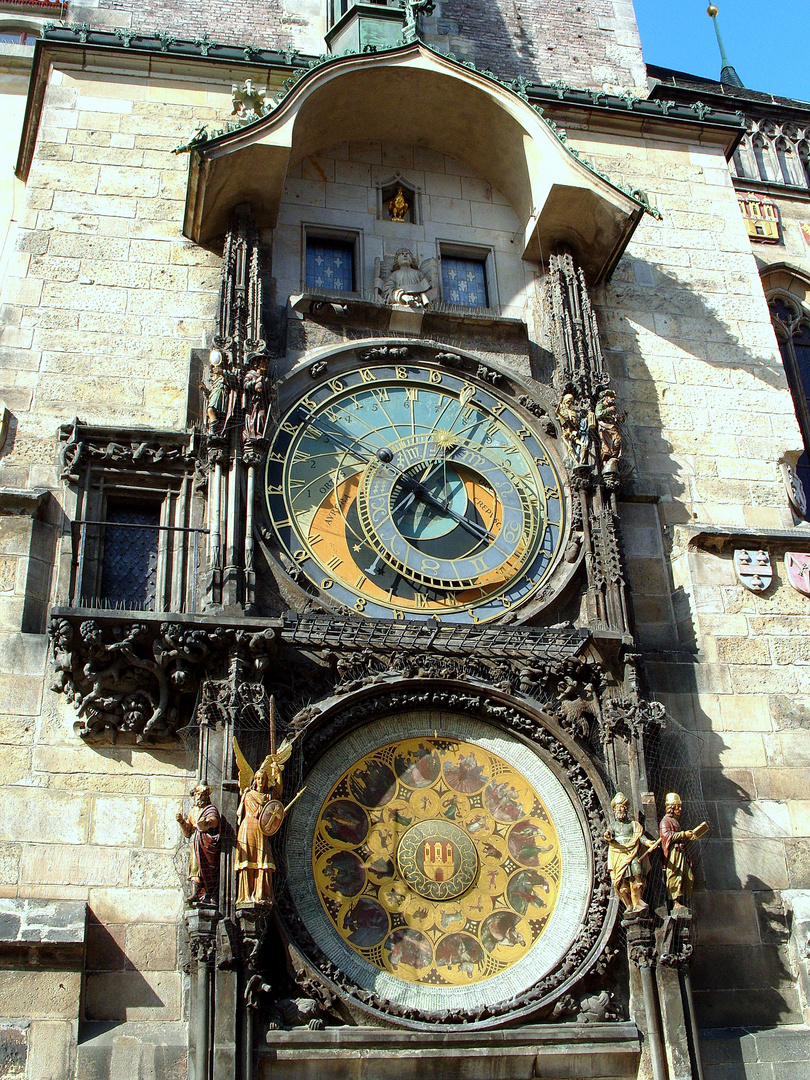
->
[0,63,243,489]
[274,140,531,324]
[73,0,646,91]
[569,124,810,1033]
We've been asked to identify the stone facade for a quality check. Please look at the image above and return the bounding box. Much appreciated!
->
[0,4,807,1080]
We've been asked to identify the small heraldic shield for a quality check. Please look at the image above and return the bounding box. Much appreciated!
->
[785,552,810,597]
[733,549,772,592]
[258,798,284,837]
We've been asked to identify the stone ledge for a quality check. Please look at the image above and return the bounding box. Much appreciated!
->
[673,522,810,552]
[260,1023,641,1080]
[0,489,48,519]
[0,899,86,966]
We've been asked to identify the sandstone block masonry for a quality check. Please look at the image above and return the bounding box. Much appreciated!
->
[80,0,647,91]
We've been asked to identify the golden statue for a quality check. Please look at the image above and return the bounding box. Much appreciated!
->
[233,710,294,907]
[388,185,409,222]
[659,792,709,911]
[604,792,659,915]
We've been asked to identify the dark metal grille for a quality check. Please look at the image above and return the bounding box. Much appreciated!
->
[100,504,160,610]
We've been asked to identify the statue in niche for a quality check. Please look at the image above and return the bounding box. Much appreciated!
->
[594,388,624,473]
[556,391,593,467]
[604,792,659,915]
[202,348,236,436]
[242,363,270,442]
[388,186,409,222]
[658,792,709,912]
[375,248,437,309]
[177,783,221,905]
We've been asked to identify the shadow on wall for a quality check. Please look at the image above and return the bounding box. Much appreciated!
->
[595,256,805,1028]
[82,910,173,1024]
[429,0,537,80]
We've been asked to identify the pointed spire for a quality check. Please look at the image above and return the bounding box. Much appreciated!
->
[707,5,744,88]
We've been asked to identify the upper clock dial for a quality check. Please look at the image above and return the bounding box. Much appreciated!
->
[264,359,565,623]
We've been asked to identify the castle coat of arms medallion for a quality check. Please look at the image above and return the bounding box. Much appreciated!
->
[785,552,810,597]
[733,549,772,592]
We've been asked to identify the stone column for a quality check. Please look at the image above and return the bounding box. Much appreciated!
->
[657,909,705,1080]
[626,915,668,1080]
[186,905,219,1080]
[237,906,272,1080]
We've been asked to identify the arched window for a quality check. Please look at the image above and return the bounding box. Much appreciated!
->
[752,134,772,182]
[0,25,39,45]
[799,142,810,188]
[775,138,799,186]
[769,294,810,508]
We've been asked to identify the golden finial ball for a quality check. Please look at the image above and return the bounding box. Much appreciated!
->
[707,5,719,16]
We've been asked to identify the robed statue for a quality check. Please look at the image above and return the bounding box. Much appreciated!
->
[177,783,221,905]
[659,791,709,911]
[604,792,659,915]
[233,708,301,907]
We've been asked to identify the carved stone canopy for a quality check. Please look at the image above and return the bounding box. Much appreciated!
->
[183,42,645,282]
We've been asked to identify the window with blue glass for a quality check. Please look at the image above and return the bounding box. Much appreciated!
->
[441,256,489,308]
[306,238,355,292]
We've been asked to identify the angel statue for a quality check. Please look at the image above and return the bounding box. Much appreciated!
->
[233,722,300,907]
[374,248,438,309]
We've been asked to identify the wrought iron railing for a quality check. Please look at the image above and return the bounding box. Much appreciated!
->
[69,519,208,614]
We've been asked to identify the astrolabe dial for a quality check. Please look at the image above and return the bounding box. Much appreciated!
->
[308,733,562,986]
[264,358,567,623]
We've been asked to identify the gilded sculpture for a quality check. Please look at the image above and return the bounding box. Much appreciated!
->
[556,392,593,467]
[233,730,293,907]
[375,248,437,309]
[658,792,709,911]
[177,783,221,906]
[604,792,659,915]
[388,186,409,222]
[594,388,624,472]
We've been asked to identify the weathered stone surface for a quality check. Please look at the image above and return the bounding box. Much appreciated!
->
[0,971,81,1020]
[83,971,181,1022]
[0,790,90,846]
[20,845,128,889]
[785,840,810,889]
[88,888,182,924]
[703,838,790,891]
[88,796,144,848]
[693,890,759,946]
[26,1020,76,1080]
[126,924,177,972]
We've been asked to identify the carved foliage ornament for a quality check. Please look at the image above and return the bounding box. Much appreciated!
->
[49,616,278,741]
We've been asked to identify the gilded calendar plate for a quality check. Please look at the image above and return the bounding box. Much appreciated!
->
[286,713,593,1013]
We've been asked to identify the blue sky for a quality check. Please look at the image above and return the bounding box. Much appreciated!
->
[633,1,810,103]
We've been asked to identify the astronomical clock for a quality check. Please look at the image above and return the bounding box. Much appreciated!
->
[254,338,621,1029]
[262,344,573,624]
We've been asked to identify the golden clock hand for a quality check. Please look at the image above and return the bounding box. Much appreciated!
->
[299,411,379,461]
[393,472,496,543]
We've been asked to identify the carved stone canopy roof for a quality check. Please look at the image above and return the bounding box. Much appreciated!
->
[184,41,646,283]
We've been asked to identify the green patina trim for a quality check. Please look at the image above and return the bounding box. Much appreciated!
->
[41,22,742,217]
